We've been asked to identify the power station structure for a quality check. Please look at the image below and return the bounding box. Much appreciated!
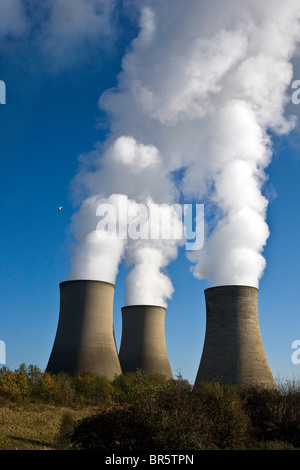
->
[46,280,121,381]
[118,305,173,379]
[46,279,276,388]
[194,285,277,388]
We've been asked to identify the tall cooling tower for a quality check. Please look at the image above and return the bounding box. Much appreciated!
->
[119,305,173,379]
[46,280,121,380]
[194,285,276,388]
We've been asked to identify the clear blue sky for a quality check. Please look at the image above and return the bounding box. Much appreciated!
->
[0,1,300,384]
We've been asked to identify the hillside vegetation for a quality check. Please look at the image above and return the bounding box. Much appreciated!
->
[0,364,299,450]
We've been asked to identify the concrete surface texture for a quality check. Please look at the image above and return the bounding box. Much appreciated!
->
[194,285,277,388]
[46,279,121,380]
[119,305,173,379]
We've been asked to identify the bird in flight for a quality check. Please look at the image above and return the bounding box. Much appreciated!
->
[58,206,63,211]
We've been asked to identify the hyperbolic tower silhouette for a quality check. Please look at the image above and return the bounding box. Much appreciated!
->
[119,304,173,379]
[46,280,121,380]
[194,285,276,388]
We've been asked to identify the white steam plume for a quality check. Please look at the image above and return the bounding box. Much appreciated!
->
[69,0,300,303]
[69,193,128,284]
[68,135,183,307]
[123,200,184,307]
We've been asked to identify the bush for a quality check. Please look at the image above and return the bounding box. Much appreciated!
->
[277,379,300,448]
[0,364,63,404]
[193,382,251,449]
[69,406,155,451]
[240,381,300,448]
[110,371,202,450]
[0,365,115,407]
[1,365,299,450]
[31,372,62,404]
[68,377,250,450]
[146,378,203,450]
[112,369,169,406]
[0,366,21,402]
[74,371,114,406]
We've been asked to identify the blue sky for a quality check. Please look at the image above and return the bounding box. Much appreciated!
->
[0,0,300,384]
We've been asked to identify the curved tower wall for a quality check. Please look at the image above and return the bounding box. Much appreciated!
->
[194,285,276,388]
[46,280,121,380]
[119,305,173,379]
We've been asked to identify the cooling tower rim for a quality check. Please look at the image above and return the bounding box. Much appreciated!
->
[122,304,166,311]
[205,284,259,293]
[59,279,115,288]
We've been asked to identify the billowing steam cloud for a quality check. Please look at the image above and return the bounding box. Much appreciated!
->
[69,0,300,304]
[69,136,183,306]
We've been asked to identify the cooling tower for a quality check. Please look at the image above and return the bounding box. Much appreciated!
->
[194,285,276,388]
[119,305,173,379]
[46,280,121,380]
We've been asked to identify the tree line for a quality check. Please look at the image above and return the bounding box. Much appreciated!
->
[0,364,299,450]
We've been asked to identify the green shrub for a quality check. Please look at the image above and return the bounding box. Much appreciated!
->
[14,364,31,400]
[0,367,21,402]
[239,386,283,442]
[31,372,62,404]
[69,377,249,450]
[112,369,169,406]
[238,381,300,448]
[193,382,251,449]
[68,375,202,450]
[277,379,300,448]
[1,365,299,450]
[0,365,115,407]
[145,378,203,450]
[74,371,114,406]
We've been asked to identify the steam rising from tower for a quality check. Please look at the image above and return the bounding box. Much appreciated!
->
[69,0,300,305]
[46,2,300,385]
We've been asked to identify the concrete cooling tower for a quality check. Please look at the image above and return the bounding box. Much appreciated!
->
[46,280,121,380]
[118,305,173,379]
[194,285,276,388]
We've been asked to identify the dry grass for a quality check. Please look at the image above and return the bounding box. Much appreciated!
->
[0,403,97,450]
